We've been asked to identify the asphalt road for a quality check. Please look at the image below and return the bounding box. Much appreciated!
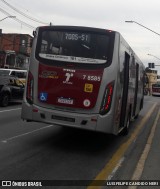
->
[0,96,159,189]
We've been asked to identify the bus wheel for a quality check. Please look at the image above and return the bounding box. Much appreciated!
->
[0,93,9,107]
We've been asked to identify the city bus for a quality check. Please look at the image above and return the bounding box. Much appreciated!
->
[21,26,145,135]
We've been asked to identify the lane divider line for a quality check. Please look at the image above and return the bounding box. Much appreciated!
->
[128,107,160,189]
[0,108,21,113]
[107,157,125,181]
[87,103,157,189]
[1,124,54,143]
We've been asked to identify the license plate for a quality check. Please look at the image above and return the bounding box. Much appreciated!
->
[57,98,74,105]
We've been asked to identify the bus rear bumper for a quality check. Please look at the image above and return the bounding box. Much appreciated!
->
[21,102,114,134]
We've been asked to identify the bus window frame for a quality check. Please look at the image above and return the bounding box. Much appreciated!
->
[35,26,115,69]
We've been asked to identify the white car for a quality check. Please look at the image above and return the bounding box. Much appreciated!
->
[0,68,27,85]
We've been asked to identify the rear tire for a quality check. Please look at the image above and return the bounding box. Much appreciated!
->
[0,93,9,107]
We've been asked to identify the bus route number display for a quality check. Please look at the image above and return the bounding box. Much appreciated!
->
[65,33,90,42]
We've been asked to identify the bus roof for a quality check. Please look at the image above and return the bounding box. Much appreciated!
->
[35,25,117,34]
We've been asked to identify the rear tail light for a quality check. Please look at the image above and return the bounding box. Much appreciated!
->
[26,71,34,104]
[100,81,114,115]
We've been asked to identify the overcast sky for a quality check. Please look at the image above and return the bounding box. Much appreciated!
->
[0,0,160,74]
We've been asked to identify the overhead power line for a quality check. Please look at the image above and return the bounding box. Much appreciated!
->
[0,7,35,29]
[0,0,48,25]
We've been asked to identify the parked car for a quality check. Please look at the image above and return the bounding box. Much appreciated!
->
[0,75,25,107]
[0,68,27,85]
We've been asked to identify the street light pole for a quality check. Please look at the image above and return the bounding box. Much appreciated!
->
[125,20,160,36]
[0,16,16,22]
[147,54,160,61]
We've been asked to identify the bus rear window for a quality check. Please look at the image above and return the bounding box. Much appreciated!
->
[36,30,112,64]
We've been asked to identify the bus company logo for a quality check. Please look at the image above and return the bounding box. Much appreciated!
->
[63,73,74,84]
[39,71,58,79]
[2,181,11,186]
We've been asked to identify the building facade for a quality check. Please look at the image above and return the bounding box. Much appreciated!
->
[145,69,158,94]
[0,31,32,69]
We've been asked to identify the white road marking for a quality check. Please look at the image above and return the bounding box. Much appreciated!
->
[128,108,160,189]
[0,108,21,113]
[107,157,125,181]
[1,124,54,143]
